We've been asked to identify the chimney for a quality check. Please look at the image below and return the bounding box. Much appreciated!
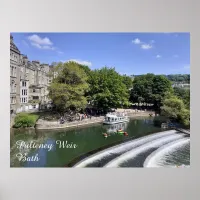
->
[32,60,40,64]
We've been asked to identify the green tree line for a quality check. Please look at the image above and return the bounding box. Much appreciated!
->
[48,62,190,127]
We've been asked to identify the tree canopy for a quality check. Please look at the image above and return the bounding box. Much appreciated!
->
[48,61,89,113]
[47,61,190,127]
[166,74,190,83]
[121,75,133,90]
[87,67,130,112]
[173,87,190,109]
[161,95,190,127]
[130,74,173,110]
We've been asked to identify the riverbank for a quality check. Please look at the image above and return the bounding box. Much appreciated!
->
[35,110,154,130]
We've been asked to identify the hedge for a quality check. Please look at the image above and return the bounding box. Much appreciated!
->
[13,113,40,128]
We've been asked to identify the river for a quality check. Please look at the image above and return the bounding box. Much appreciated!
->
[10,116,190,167]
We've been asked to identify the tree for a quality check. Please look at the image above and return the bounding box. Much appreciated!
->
[160,95,190,127]
[152,75,173,109]
[121,75,133,90]
[130,74,173,111]
[88,67,130,112]
[48,62,89,114]
[166,74,190,84]
[173,87,190,109]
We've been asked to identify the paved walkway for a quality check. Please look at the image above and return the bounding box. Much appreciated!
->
[36,116,105,130]
[36,110,153,130]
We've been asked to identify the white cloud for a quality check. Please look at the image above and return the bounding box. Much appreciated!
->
[31,43,42,49]
[156,54,161,58]
[62,59,92,67]
[42,45,55,50]
[141,44,152,50]
[28,34,53,45]
[132,38,141,44]
[132,38,155,50]
[31,42,55,50]
[27,34,59,51]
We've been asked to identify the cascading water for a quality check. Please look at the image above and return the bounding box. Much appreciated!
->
[143,137,190,168]
[104,133,184,168]
[74,130,178,167]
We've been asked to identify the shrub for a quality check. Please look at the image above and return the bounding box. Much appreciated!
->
[13,113,40,128]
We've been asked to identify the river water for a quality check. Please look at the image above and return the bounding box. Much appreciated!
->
[10,117,190,167]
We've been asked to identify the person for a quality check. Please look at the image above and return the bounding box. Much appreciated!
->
[90,115,92,120]
[60,116,64,124]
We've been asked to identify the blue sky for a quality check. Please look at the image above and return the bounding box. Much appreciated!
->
[12,32,190,75]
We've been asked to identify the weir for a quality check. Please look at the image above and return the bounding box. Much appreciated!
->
[104,133,184,167]
[143,137,190,168]
[74,130,178,167]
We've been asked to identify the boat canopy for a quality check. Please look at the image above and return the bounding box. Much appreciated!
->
[106,114,118,118]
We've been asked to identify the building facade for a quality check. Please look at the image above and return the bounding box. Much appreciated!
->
[10,35,53,114]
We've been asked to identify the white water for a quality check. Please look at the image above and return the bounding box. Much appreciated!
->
[74,130,178,167]
[104,134,184,167]
[143,137,190,168]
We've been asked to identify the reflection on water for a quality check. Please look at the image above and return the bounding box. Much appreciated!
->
[10,117,190,167]
[11,117,163,167]
[105,123,128,133]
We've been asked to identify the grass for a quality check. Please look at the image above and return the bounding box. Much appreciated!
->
[13,113,40,128]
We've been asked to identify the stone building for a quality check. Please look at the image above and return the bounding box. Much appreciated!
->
[10,35,53,114]
[10,35,21,114]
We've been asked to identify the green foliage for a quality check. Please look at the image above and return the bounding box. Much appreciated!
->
[13,113,39,128]
[48,61,89,113]
[173,87,190,109]
[130,74,173,110]
[28,100,41,105]
[87,67,130,112]
[121,75,133,90]
[166,74,190,83]
[160,95,190,127]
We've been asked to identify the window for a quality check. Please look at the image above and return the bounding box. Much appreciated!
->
[11,66,14,77]
[11,97,16,104]
[11,80,15,93]
[22,90,23,95]
[14,67,16,77]
[33,89,35,92]
[25,82,26,87]
[33,96,39,100]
